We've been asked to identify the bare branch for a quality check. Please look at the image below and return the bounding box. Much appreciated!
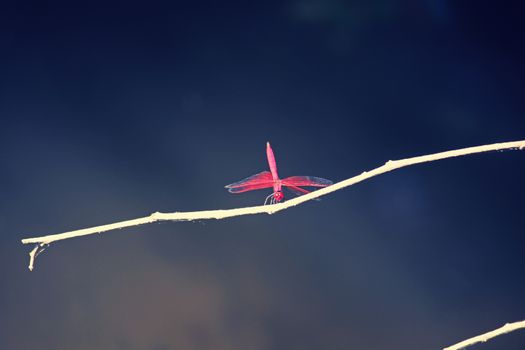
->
[444,320,525,350]
[21,140,525,270]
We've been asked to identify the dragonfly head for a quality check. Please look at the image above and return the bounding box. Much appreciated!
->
[264,191,284,205]
[273,191,284,202]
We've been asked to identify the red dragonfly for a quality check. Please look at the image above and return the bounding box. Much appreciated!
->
[225,142,333,204]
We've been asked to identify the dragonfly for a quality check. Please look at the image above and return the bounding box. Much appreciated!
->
[225,142,333,204]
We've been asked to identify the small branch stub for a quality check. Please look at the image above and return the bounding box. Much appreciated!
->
[28,243,49,272]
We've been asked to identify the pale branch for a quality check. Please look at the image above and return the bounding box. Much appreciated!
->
[27,245,39,272]
[21,140,525,271]
[444,320,525,350]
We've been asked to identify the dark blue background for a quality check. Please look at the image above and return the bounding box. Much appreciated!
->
[1,1,524,349]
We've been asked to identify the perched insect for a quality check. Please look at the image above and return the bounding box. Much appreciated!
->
[225,142,333,204]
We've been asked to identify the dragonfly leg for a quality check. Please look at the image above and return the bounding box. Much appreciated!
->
[264,192,275,205]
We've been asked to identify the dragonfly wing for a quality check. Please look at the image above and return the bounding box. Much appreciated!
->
[283,183,325,201]
[225,171,274,193]
[282,176,333,188]
[284,184,310,196]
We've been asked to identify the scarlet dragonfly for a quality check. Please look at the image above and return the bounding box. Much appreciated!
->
[225,142,332,204]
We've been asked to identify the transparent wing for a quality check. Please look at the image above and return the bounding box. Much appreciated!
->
[282,176,333,188]
[284,184,310,196]
[283,183,324,201]
[225,171,274,193]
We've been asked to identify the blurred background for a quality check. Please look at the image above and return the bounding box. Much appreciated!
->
[1,0,524,349]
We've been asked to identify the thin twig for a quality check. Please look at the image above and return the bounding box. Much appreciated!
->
[27,245,39,272]
[27,243,49,271]
[21,140,525,270]
[444,320,525,350]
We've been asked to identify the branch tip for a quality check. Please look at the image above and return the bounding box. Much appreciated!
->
[28,245,38,272]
